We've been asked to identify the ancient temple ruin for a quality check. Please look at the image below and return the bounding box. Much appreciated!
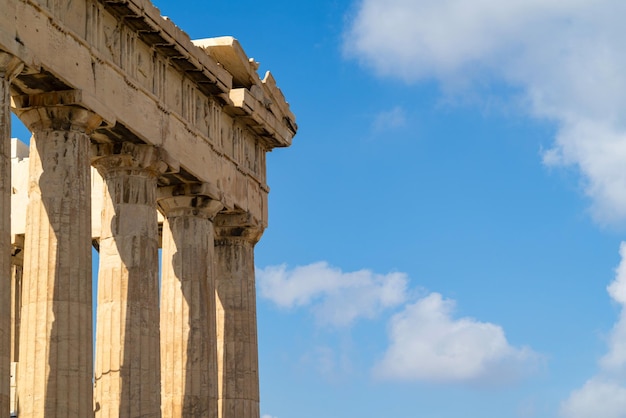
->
[0,0,296,417]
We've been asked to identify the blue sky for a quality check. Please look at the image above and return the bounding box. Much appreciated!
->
[12,0,626,417]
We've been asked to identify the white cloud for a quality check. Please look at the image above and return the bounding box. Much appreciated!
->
[344,0,626,403]
[257,262,408,326]
[561,243,626,417]
[259,262,538,384]
[345,0,573,81]
[373,293,537,383]
[261,415,277,418]
[561,378,626,418]
[344,0,626,225]
[600,243,626,374]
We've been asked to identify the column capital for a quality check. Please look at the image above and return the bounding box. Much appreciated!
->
[214,212,264,243]
[157,182,223,219]
[12,90,103,133]
[0,52,23,81]
[91,142,168,178]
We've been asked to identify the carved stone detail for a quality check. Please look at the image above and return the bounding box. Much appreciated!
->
[159,185,223,418]
[93,144,164,418]
[14,101,99,418]
[3,2,297,417]
[214,213,264,418]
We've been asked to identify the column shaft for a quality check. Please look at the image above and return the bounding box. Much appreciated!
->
[159,192,221,418]
[10,237,24,362]
[17,114,96,417]
[0,53,20,418]
[214,215,263,418]
[93,144,163,418]
[10,236,24,416]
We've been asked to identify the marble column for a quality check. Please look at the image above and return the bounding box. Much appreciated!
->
[93,142,166,418]
[214,213,264,418]
[10,235,24,416]
[0,52,22,418]
[158,183,223,418]
[13,92,102,418]
[11,235,24,361]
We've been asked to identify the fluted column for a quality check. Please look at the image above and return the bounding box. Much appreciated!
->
[13,91,102,418]
[10,235,24,416]
[10,235,24,363]
[158,183,223,418]
[0,52,22,418]
[93,142,166,418]
[214,213,264,418]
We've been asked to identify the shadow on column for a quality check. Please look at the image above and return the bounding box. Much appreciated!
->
[166,215,217,418]
[108,173,161,418]
[35,130,93,417]
[215,236,260,418]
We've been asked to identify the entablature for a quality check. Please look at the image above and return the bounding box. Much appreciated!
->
[0,0,297,228]
[193,37,297,148]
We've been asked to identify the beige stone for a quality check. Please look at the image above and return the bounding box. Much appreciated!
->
[214,213,264,418]
[14,101,100,418]
[0,51,23,418]
[9,362,16,416]
[0,68,10,418]
[9,144,26,418]
[2,0,296,416]
[158,185,223,418]
[10,233,23,363]
[9,236,22,417]
[93,143,164,418]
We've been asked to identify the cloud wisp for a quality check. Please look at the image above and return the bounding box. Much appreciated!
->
[561,243,626,418]
[257,262,539,384]
[372,106,407,132]
[257,262,408,327]
[344,0,626,225]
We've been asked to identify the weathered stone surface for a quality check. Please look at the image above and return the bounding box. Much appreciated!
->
[3,0,296,228]
[9,143,26,417]
[158,186,223,418]
[3,1,297,416]
[0,51,22,418]
[9,362,16,417]
[10,234,23,417]
[0,67,10,418]
[10,234,23,363]
[14,102,99,418]
[93,143,164,418]
[214,213,263,418]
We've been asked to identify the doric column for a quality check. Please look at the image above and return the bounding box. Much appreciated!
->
[92,142,166,418]
[0,51,22,418]
[10,235,24,416]
[10,235,24,363]
[214,213,264,418]
[158,183,223,418]
[13,91,102,418]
